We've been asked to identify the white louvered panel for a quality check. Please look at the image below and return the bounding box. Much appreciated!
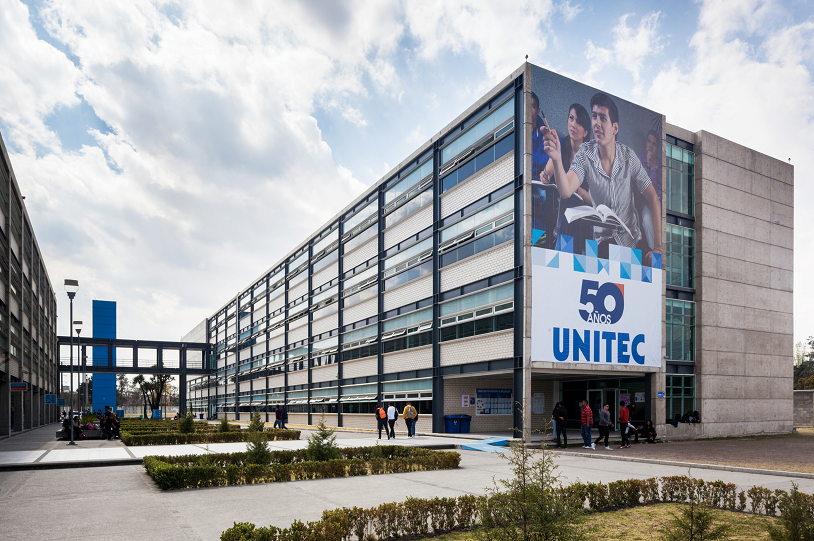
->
[268,292,285,313]
[343,237,377,270]
[9,233,18,259]
[268,334,285,350]
[311,260,338,289]
[288,324,308,343]
[9,296,19,315]
[383,274,432,311]
[227,384,235,394]
[384,204,433,250]
[311,312,338,335]
[289,314,308,332]
[441,153,513,218]
[342,297,378,325]
[288,277,308,300]
[267,374,285,389]
[252,306,266,321]
[239,349,251,361]
[23,314,29,331]
[288,370,308,386]
[311,364,338,383]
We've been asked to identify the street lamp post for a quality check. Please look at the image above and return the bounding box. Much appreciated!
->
[74,321,84,413]
[64,279,79,446]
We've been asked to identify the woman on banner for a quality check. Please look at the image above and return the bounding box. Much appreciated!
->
[543,103,592,253]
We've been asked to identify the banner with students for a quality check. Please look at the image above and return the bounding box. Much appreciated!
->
[529,65,663,367]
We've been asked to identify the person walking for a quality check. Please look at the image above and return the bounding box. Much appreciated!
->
[386,402,397,439]
[375,404,388,439]
[402,402,417,438]
[280,405,288,429]
[618,400,631,448]
[552,402,568,448]
[594,404,613,450]
[273,405,282,429]
[580,399,594,449]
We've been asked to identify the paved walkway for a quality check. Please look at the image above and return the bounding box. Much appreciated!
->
[2,449,813,541]
[0,424,466,469]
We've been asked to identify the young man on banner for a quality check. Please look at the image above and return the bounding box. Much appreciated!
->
[542,93,662,266]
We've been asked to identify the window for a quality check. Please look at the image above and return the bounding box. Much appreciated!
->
[343,223,377,253]
[343,266,377,292]
[440,283,514,341]
[341,324,378,346]
[288,250,308,274]
[382,330,432,353]
[382,308,432,334]
[666,300,694,361]
[666,143,694,216]
[383,260,432,290]
[440,224,513,267]
[666,375,695,422]
[384,186,433,228]
[313,248,338,273]
[313,228,339,256]
[441,98,514,165]
[342,284,377,307]
[311,285,338,307]
[383,238,432,279]
[343,198,378,234]
[384,159,433,206]
[440,195,513,244]
[440,313,514,342]
[441,135,513,193]
[666,224,694,288]
[341,343,377,362]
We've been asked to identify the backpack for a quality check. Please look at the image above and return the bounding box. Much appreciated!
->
[406,406,416,419]
[377,408,386,419]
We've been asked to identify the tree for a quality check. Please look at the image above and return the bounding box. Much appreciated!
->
[178,410,195,434]
[306,418,340,462]
[660,473,731,541]
[795,341,808,367]
[245,430,272,465]
[117,374,129,405]
[248,411,265,432]
[132,374,173,417]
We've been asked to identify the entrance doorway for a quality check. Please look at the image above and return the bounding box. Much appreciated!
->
[588,388,617,430]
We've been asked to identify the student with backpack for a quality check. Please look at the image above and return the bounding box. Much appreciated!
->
[402,402,418,438]
[375,404,388,439]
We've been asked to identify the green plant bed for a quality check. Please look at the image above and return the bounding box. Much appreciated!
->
[122,428,300,446]
[118,425,234,435]
[143,445,461,490]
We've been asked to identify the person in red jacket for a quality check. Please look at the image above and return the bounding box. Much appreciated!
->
[580,399,594,449]
[618,401,631,448]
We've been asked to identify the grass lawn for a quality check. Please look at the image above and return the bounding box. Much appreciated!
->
[419,504,778,541]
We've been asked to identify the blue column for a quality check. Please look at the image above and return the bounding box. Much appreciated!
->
[91,300,117,413]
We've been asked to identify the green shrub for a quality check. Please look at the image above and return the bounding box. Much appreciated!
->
[121,428,300,446]
[178,411,195,434]
[305,419,340,462]
[245,430,272,466]
[143,446,461,490]
[248,411,265,433]
[218,417,231,433]
[660,495,731,541]
[769,483,814,541]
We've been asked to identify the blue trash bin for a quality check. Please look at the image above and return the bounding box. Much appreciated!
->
[460,415,472,433]
[444,415,462,434]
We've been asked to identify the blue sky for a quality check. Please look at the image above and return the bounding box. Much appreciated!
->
[0,0,812,352]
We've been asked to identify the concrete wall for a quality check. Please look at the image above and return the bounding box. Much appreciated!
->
[692,129,794,437]
[794,390,814,427]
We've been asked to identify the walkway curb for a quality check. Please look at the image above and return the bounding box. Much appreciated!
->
[0,458,144,472]
[553,450,814,479]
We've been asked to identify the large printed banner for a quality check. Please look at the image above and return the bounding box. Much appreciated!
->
[529,66,663,366]
[531,244,662,366]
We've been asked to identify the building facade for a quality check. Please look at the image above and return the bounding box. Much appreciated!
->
[0,132,60,437]
[186,63,793,439]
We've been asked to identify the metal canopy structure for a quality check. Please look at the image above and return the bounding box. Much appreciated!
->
[56,335,212,414]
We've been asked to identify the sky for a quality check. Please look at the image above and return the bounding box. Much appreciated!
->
[1,0,813,354]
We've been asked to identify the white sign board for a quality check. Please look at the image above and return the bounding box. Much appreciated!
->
[532,393,545,414]
[461,395,470,408]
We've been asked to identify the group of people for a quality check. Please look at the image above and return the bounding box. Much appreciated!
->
[531,91,662,264]
[550,400,657,450]
[375,402,419,439]
[273,405,289,429]
[97,406,121,440]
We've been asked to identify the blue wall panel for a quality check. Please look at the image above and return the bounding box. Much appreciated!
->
[92,300,117,412]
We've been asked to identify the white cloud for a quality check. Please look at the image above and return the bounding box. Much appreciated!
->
[403,0,555,83]
[585,11,664,85]
[558,0,583,22]
[643,0,813,345]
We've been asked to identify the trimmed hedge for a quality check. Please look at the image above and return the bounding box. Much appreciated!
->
[122,429,300,446]
[221,476,814,540]
[143,446,461,490]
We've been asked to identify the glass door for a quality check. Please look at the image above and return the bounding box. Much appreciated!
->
[604,389,617,431]
[587,389,603,428]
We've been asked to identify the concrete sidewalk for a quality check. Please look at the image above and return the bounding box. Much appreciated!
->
[0,424,465,470]
[3,450,814,541]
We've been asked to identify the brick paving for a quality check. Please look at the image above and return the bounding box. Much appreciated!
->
[566,428,814,473]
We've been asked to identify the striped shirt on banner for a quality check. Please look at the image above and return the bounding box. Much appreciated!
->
[570,140,652,248]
